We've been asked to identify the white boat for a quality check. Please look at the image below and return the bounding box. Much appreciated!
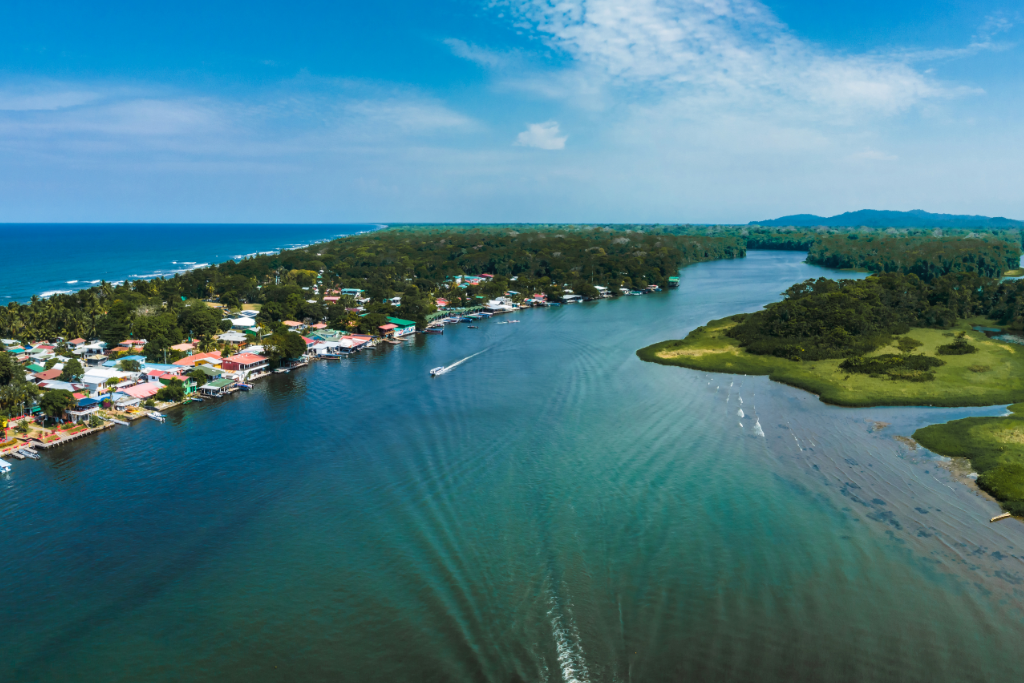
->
[146,412,166,423]
[430,366,448,377]
[0,459,10,472]
[18,449,40,460]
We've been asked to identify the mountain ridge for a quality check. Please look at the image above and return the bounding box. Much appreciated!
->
[751,209,1024,229]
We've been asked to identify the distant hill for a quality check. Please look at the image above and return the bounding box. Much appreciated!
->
[751,210,1024,229]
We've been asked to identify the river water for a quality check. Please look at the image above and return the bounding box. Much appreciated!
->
[2,251,1024,682]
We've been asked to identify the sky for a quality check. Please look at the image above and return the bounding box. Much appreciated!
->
[1,0,1022,224]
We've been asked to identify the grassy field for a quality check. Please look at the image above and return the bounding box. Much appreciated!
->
[637,316,1024,407]
[915,405,1024,515]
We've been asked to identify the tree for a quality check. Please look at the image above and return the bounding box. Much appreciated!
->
[187,368,209,387]
[40,389,75,423]
[155,379,186,403]
[262,331,307,365]
[118,359,142,372]
[895,337,922,355]
[44,357,59,370]
[60,358,85,382]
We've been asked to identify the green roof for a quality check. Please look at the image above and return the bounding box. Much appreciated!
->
[195,365,224,377]
[668,276,680,281]
[206,378,234,389]
[26,364,45,373]
[387,317,416,327]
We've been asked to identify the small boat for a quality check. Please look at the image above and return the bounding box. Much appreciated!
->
[0,459,11,472]
[274,367,291,374]
[146,412,166,423]
[467,325,478,329]
[238,383,253,391]
[430,366,448,377]
[18,449,40,460]
[991,512,1012,523]
[508,320,520,323]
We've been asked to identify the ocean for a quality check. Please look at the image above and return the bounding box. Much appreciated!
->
[0,223,379,303]
[2,251,1024,682]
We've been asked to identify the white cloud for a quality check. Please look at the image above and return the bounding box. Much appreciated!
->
[444,38,512,69]
[515,121,567,149]
[0,88,100,111]
[498,0,970,117]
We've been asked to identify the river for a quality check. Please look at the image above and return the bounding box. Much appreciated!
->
[2,250,1023,682]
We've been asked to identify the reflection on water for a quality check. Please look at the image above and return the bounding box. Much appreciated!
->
[3,251,1024,682]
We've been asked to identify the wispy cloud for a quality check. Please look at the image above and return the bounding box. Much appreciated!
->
[488,0,979,118]
[515,121,567,149]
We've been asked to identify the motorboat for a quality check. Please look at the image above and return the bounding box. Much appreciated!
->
[430,366,448,377]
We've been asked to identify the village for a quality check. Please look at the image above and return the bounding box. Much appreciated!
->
[0,274,678,471]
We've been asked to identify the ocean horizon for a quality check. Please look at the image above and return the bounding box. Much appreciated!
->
[0,223,382,303]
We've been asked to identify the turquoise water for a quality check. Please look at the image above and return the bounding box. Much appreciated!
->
[0,223,377,302]
[2,251,1024,682]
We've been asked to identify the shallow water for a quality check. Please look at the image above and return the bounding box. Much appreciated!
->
[2,251,1024,682]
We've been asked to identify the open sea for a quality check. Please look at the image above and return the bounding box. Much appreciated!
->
[0,223,378,303]
[3,250,1024,682]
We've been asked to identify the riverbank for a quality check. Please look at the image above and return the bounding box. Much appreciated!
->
[637,315,1024,407]
[914,404,1024,516]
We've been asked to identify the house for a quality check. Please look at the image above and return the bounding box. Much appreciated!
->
[169,342,195,352]
[668,276,680,288]
[200,378,236,397]
[67,338,86,351]
[221,353,269,375]
[387,317,417,338]
[310,322,327,330]
[435,298,449,309]
[378,323,397,339]
[82,369,126,395]
[282,320,305,330]
[389,296,402,306]
[33,368,62,383]
[484,298,516,312]
[118,339,147,350]
[218,330,248,344]
[120,383,160,400]
[340,288,364,297]
[323,296,340,303]
[172,351,222,368]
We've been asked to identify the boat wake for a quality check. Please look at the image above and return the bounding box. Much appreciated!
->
[430,349,488,377]
[547,584,591,683]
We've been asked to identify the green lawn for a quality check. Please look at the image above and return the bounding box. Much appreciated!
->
[637,316,1024,407]
[915,405,1024,516]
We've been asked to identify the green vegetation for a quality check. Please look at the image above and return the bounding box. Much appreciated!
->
[155,379,186,403]
[39,389,75,423]
[0,227,743,346]
[914,405,1024,516]
[638,269,1024,407]
[807,234,1018,280]
[638,316,1024,407]
[59,357,84,382]
[936,332,977,356]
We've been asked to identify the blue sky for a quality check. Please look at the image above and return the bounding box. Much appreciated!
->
[1,0,1022,223]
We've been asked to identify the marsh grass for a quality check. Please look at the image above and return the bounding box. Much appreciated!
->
[637,316,1024,407]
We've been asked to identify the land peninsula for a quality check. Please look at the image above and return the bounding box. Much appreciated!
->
[638,248,1024,515]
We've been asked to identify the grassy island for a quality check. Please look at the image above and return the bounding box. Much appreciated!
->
[638,271,1024,408]
[638,315,1024,407]
[914,405,1024,515]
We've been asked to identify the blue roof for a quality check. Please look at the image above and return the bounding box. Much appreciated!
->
[77,397,102,407]
[103,355,146,368]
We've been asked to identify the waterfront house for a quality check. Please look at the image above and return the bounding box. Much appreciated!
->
[221,353,269,375]
[668,276,680,288]
[378,323,397,339]
[200,378,236,397]
[82,367,132,395]
[386,317,417,338]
